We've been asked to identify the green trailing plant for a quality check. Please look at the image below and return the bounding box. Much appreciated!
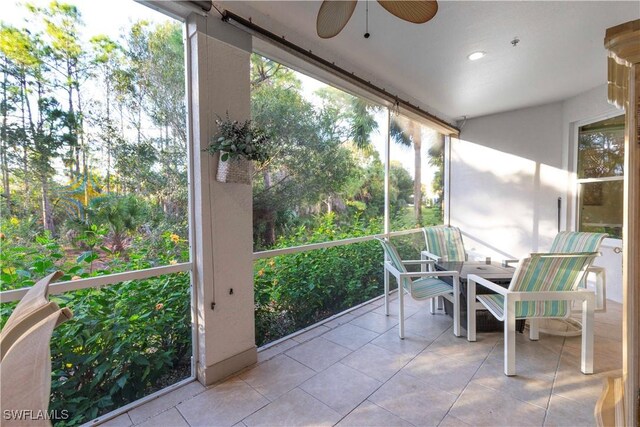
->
[206,115,271,164]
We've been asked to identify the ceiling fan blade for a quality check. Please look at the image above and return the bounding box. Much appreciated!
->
[316,0,358,39]
[377,0,438,24]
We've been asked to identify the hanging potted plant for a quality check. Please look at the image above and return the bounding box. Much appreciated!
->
[206,115,270,184]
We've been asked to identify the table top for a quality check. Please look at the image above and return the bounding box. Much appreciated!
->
[435,260,515,281]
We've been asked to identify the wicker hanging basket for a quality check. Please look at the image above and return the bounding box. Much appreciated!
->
[216,154,252,184]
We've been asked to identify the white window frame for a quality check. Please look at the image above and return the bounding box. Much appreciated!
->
[0,3,200,424]
[571,112,624,245]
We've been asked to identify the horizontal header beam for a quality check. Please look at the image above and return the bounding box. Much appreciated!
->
[221,10,459,136]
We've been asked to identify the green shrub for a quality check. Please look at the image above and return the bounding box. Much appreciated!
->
[254,213,384,346]
[0,226,192,425]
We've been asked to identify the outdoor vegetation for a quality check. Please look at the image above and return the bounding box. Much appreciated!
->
[0,1,443,423]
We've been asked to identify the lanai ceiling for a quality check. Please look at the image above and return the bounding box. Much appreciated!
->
[221,1,638,122]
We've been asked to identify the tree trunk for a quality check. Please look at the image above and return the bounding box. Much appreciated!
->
[19,74,30,212]
[412,125,422,224]
[41,175,55,234]
[262,169,276,247]
[1,57,11,214]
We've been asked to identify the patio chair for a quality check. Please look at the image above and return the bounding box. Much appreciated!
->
[1,308,72,426]
[0,271,64,361]
[0,271,72,426]
[466,252,598,376]
[550,231,608,311]
[377,237,461,338]
[421,225,466,314]
[421,225,467,262]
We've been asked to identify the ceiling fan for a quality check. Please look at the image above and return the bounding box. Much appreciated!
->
[316,0,438,39]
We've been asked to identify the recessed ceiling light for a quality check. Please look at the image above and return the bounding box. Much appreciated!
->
[467,51,486,61]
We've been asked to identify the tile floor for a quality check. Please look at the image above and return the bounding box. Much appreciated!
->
[99,296,623,427]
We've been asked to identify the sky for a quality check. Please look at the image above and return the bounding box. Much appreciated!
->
[1,0,168,35]
[1,0,438,197]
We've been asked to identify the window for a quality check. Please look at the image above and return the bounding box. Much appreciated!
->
[250,55,446,346]
[577,115,624,239]
[0,1,192,422]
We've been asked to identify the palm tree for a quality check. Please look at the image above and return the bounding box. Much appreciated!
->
[390,116,422,224]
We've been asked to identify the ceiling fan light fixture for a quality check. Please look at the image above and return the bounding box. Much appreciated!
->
[467,51,486,61]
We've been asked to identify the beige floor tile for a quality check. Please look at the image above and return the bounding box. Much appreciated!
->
[257,339,298,363]
[337,400,414,427]
[437,414,471,427]
[239,355,315,401]
[593,321,623,341]
[176,378,268,427]
[300,362,381,415]
[373,301,422,318]
[137,408,188,427]
[402,351,483,395]
[349,311,399,334]
[369,372,457,426]
[324,312,357,328]
[470,359,554,409]
[552,364,610,409]
[128,381,206,424]
[285,337,351,372]
[98,413,132,427]
[543,393,596,427]
[371,328,432,357]
[342,343,413,382]
[561,343,621,373]
[292,325,331,343]
[243,388,341,427]
[426,329,500,361]
[449,382,546,426]
[484,338,562,375]
[350,304,377,317]
[402,312,453,340]
[322,323,379,350]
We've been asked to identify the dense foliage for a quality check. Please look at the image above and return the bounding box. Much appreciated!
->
[0,226,191,425]
[0,1,444,424]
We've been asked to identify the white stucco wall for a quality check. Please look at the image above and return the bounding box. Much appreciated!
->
[449,84,624,302]
[450,101,565,259]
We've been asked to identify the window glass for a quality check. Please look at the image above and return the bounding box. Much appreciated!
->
[578,180,623,238]
[251,55,387,251]
[577,115,624,179]
[0,0,191,422]
[577,115,624,239]
[0,0,189,291]
[389,114,444,231]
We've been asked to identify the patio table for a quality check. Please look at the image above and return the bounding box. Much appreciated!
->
[426,258,525,333]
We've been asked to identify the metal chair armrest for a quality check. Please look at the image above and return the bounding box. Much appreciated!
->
[420,250,442,262]
[467,274,509,295]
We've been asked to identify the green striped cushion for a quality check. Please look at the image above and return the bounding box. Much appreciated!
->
[423,226,466,262]
[477,294,569,319]
[504,253,596,317]
[377,238,406,274]
[549,232,607,253]
[411,277,453,299]
[376,238,453,299]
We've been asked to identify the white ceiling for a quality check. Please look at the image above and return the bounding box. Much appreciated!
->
[220,1,638,122]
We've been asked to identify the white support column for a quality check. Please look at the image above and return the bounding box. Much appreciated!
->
[187,14,256,386]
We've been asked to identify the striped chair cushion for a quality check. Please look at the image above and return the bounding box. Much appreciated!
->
[377,238,453,300]
[412,277,453,299]
[549,232,607,253]
[423,226,466,262]
[477,294,570,319]
[378,238,406,274]
[498,252,597,318]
